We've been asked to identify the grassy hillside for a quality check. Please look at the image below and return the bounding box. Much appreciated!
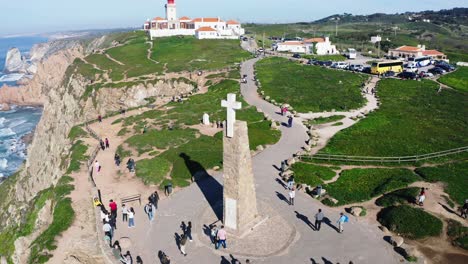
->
[438,67,468,93]
[319,79,468,157]
[245,8,468,61]
[255,57,366,112]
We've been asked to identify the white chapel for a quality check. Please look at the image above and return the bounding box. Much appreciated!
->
[143,0,245,40]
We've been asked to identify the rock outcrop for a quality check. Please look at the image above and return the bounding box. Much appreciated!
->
[3,48,26,73]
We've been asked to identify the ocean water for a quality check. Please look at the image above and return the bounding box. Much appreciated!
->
[0,36,47,179]
[0,106,42,179]
[0,36,48,86]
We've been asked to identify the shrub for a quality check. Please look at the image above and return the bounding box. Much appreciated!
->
[66,140,89,173]
[375,187,420,207]
[377,205,443,239]
[67,126,87,140]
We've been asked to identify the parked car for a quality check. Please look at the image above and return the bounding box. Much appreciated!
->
[257,48,264,53]
[428,67,446,75]
[404,65,418,72]
[323,61,334,67]
[419,71,434,78]
[332,62,349,69]
[383,71,395,77]
[292,53,301,59]
[436,63,455,72]
[361,67,372,74]
[307,59,317,65]
[398,71,417,80]
[349,64,364,71]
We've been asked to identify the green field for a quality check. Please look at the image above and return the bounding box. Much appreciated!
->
[438,67,468,93]
[378,205,443,239]
[307,115,346,125]
[415,161,467,205]
[291,162,337,186]
[151,36,251,72]
[72,32,250,86]
[324,168,420,205]
[319,79,468,158]
[120,80,281,187]
[256,57,366,112]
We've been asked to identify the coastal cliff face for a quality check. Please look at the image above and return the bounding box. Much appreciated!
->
[0,46,83,106]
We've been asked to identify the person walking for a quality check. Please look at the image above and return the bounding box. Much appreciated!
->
[109,213,117,231]
[94,160,101,175]
[461,200,468,219]
[98,115,102,123]
[179,234,188,256]
[289,187,296,206]
[128,207,135,228]
[144,202,154,221]
[288,115,293,128]
[315,209,324,231]
[136,256,143,264]
[186,221,193,242]
[210,224,218,244]
[122,251,133,264]
[122,204,128,222]
[337,212,348,233]
[103,221,113,247]
[99,139,105,150]
[216,225,227,249]
[418,187,426,206]
[286,175,295,190]
[149,191,159,209]
[114,153,121,166]
[109,199,118,219]
[105,138,110,149]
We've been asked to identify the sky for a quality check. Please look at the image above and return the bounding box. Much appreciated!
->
[0,0,467,36]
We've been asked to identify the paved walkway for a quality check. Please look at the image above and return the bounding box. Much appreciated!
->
[92,58,403,264]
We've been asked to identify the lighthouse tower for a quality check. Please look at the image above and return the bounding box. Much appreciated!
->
[165,0,177,21]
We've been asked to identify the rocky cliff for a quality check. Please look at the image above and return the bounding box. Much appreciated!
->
[3,48,28,73]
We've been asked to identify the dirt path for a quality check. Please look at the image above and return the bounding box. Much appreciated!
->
[146,41,160,64]
[104,53,125,66]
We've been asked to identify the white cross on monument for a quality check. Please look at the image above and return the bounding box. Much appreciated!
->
[221,93,242,138]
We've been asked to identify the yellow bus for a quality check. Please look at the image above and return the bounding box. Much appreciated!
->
[371,61,404,75]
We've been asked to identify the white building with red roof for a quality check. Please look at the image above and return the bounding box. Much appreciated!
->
[388,45,447,60]
[143,0,245,40]
[276,37,338,55]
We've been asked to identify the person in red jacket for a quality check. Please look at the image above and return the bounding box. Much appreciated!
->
[109,199,118,219]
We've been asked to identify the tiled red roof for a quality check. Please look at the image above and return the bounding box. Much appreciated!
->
[422,50,444,56]
[196,26,217,32]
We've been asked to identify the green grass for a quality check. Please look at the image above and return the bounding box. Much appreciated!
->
[325,168,421,205]
[447,219,468,250]
[135,157,171,185]
[66,140,89,173]
[68,126,87,141]
[415,161,468,205]
[291,162,337,186]
[116,145,132,159]
[125,129,198,155]
[438,67,468,93]
[151,36,251,72]
[256,57,366,112]
[319,79,468,158]
[28,176,75,263]
[308,115,345,125]
[377,205,443,239]
[375,187,420,207]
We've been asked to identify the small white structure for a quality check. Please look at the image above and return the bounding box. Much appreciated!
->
[388,45,447,60]
[275,37,338,55]
[202,113,210,125]
[144,0,245,40]
[347,48,357,59]
[370,35,382,44]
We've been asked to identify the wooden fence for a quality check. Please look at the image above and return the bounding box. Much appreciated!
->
[299,146,468,163]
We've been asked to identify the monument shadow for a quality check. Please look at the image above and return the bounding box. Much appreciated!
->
[180,153,223,220]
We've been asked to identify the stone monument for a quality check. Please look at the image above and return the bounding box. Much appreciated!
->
[221,93,258,232]
[202,113,210,125]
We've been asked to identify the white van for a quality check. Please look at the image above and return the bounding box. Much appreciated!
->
[405,64,418,72]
